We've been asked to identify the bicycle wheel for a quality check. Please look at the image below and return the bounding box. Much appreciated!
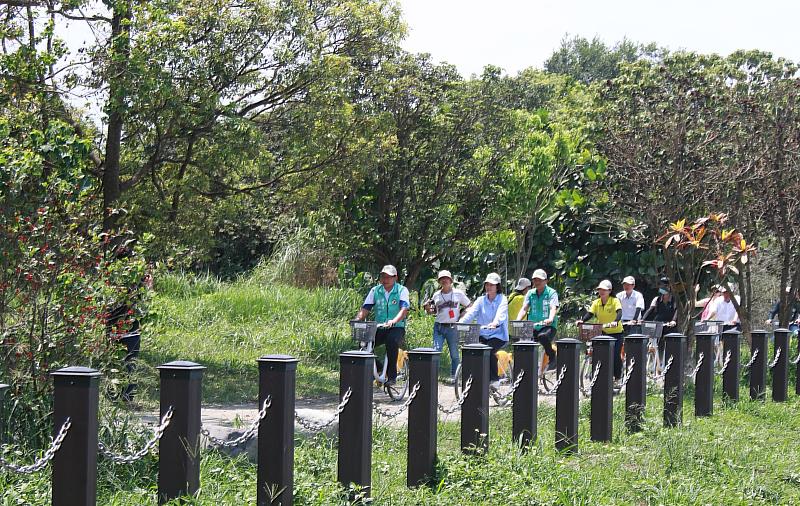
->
[539,353,555,393]
[491,351,514,406]
[453,363,464,399]
[579,354,593,396]
[386,350,409,401]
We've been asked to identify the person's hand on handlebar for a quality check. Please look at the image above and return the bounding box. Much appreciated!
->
[483,322,499,330]
[666,321,676,327]
[542,318,553,326]
[378,321,394,329]
[575,319,584,326]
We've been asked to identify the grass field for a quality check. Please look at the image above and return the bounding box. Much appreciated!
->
[4,271,799,505]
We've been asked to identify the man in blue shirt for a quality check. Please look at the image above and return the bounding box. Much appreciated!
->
[460,272,509,389]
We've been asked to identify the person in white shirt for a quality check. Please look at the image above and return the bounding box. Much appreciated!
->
[616,275,645,334]
[426,270,471,382]
[708,287,740,329]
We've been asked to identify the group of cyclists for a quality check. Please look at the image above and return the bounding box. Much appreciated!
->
[352,264,796,391]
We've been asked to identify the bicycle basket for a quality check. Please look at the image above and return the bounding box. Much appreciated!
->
[578,323,604,342]
[641,321,664,339]
[694,320,722,335]
[509,320,537,341]
[350,320,378,343]
[454,323,481,344]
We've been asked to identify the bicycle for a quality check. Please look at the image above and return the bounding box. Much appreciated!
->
[452,323,515,406]
[694,319,725,372]
[641,320,667,379]
[349,320,409,401]
[578,323,604,395]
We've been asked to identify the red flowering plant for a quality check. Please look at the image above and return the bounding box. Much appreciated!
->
[657,213,756,336]
[1,103,147,444]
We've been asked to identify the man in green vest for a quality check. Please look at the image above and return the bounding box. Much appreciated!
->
[355,265,410,385]
[516,269,559,370]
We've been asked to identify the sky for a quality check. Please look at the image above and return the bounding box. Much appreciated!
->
[398,0,800,77]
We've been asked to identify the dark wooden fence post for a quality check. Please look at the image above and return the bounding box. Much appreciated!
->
[722,329,741,402]
[407,348,439,487]
[0,383,8,445]
[158,361,205,505]
[772,329,790,402]
[337,350,374,499]
[51,366,101,506]
[590,336,615,442]
[257,355,298,506]
[624,334,647,433]
[555,338,580,454]
[663,333,686,428]
[694,332,715,417]
[460,343,490,455]
[749,330,768,401]
[512,341,538,448]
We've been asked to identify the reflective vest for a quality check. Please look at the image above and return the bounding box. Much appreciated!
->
[526,286,559,330]
[372,283,406,328]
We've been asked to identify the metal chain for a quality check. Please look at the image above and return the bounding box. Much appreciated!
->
[768,348,782,369]
[438,375,473,414]
[654,355,674,381]
[295,388,352,433]
[792,349,800,365]
[539,365,567,396]
[493,369,526,403]
[201,397,271,449]
[742,349,759,370]
[98,407,173,464]
[579,363,601,396]
[374,382,420,421]
[619,357,636,389]
[0,418,71,474]
[716,350,732,376]
[688,353,704,381]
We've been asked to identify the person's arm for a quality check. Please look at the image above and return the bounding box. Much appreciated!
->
[356,288,375,320]
[767,301,780,323]
[460,297,480,323]
[641,299,656,322]
[577,310,594,325]
[544,292,559,325]
[459,292,472,310]
[516,298,530,321]
[487,296,508,329]
[668,307,678,326]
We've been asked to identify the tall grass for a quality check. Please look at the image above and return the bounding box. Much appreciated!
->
[142,271,435,404]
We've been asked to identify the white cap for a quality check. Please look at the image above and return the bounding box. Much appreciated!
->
[532,269,548,280]
[437,270,453,281]
[380,265,398,277]
[596,280,613,291]
[514,278,531,291]
[484,272,502,285]
[622,276,636,285]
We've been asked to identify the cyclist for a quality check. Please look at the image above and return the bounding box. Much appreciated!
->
[707,287,739,330]
[354,265,410,386]
[459,272,509,390]
[765,287,800,333]
[617,275,644,334]
[577,280,625,380]
[697,285,722,321]
[426,270,471,383]
[515,269,559,371]
[507,277,531,324]
[641,277,678,354]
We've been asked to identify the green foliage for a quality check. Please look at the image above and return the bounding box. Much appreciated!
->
[545,35,664,84]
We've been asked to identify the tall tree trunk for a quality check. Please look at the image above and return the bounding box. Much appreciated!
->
[102,0,132,232]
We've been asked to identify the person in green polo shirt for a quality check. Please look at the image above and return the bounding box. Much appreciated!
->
[577,279,625,380]
[354,265,410,385]
[516,269,559,371]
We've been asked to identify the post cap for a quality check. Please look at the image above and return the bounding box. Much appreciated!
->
[773,328,791,334]
[694,331,716,339]
[624,333,648,340]
[664,333,686,339]
[0,383,10,389]
[409,347,441,355]
[339,349,375,359]
[461,343,491,351]
[156,360,206,371]
[722,328,742,335]
[50,366,101,378]
[591,336,618,343]
[555,338,581,346]
[257,354,299,363]
[512,340,541,348]
[750,329,768,336]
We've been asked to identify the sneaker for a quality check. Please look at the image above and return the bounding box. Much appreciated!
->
[384,379,396,387]
[489,380,501,391]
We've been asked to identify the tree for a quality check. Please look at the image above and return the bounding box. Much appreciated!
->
[545,35,662,84]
